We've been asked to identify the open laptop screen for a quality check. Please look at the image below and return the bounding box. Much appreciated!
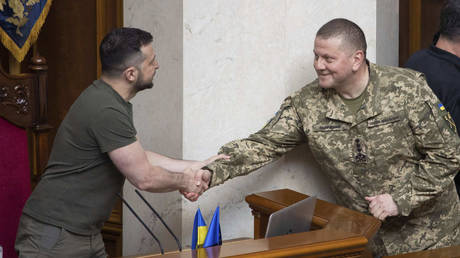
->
[265,196,317,238]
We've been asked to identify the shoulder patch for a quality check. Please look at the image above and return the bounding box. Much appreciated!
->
[438,103,446,111]
[436,102,457,133]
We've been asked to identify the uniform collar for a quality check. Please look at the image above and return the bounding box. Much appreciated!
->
[324,61,382,125]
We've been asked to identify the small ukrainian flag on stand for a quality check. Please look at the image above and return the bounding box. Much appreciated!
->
[191,206,222,258]
[203,206,222,248]
[191,208,208,250]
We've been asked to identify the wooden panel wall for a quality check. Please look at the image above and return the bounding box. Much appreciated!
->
[399,0,444,66]
[37,0,98,145]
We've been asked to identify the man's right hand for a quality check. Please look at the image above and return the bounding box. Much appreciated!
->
[180,169,211,202]
[182,168,210,201]
[180,154,228,201]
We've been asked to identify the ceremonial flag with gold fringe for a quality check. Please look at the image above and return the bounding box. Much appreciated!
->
[0,0,52,62]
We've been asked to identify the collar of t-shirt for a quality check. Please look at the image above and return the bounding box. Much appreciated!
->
[429,44,460,69]
[340,87,368,115]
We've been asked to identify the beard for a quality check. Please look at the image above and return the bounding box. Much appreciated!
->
[134,71,154,92]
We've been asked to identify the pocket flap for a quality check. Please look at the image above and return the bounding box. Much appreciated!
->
[368,114,401,127]
[313,124,348,131]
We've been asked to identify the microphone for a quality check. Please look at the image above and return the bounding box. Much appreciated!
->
[135,189,182,252]
[116,193,164,255]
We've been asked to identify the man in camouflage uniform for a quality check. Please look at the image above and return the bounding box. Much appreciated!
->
[188,18,460,256]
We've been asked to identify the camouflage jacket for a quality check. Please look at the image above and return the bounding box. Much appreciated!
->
[207,63,460,256]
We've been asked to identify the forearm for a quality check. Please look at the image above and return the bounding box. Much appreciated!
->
[208,134,296,187]
[145,151,194,172]
[129,165,186,193]
[394,148,459,216]
[207,95,305,187]
[110,141,202,194]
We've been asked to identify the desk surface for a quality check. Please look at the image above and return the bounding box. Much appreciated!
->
[122,229,367,258]
[122,189,380,258]
[245,189,381,239]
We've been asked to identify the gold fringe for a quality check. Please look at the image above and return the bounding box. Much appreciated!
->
[0,0,53,63]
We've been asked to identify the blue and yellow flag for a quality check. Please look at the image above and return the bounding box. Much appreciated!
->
[191,208,208,250]
[203,206,222,248]
[0,0,53,62]
[438,103,446,111]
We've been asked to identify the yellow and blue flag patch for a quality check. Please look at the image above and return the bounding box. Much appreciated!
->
[436,102,457,133]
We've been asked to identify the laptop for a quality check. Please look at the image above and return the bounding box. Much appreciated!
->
[265,196,317,238]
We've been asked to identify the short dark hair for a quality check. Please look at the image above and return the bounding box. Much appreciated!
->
[439,0,460,41]
[100,27,153,76]
[316,18,367,56]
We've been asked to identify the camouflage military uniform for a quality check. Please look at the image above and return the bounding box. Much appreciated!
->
[207,63,460,256]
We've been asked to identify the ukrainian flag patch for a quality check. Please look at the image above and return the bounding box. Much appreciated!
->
[438,103,446,111]
[435,102,457,133]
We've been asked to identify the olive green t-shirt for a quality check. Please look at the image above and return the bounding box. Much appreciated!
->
[340,88,367,114]
[23,79,137,235]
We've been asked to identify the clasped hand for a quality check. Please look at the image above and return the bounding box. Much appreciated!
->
[365,193,399,221]
[182,168,211,201]
[181,154,229,202]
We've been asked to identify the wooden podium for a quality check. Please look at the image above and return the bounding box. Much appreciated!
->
[123,189,381,258]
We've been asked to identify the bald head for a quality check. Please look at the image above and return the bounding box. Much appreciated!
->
[316,18,367,56]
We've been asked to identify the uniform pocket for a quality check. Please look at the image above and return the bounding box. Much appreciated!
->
[367,114,400,127]
[312,124,349,132]
[309,122,351,166]
[365,112,413,168]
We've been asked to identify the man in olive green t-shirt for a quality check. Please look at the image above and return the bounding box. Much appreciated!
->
[15,28,222,258]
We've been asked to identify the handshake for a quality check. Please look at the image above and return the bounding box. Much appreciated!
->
[180,154,229,202]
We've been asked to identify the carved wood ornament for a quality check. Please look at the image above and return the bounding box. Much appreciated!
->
[0,84,31,115]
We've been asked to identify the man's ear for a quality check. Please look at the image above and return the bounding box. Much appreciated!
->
[351,50,365,72]
[124,66,138,83]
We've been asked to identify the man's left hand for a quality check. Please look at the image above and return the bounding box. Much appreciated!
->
[365,194,399,221]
